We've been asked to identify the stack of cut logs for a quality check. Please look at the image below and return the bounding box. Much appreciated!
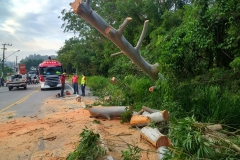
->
[88,105,171,159]
[130,106,171,159]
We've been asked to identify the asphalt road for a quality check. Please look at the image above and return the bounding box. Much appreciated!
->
[0,83,73,118]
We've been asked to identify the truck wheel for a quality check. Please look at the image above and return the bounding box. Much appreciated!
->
[24,86,27,90]
[8,87,13,91]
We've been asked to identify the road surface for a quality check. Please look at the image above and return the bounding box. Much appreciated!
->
[0,83,73,118]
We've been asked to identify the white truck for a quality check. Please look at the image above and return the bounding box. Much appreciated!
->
[7,74,27,91]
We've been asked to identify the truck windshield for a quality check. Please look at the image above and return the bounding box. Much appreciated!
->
[39,67,62,75]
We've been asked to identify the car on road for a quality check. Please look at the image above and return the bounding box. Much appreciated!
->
[7,74,27,91]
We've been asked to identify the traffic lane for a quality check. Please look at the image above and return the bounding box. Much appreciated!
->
[0,84,40,113]
[1,84,73,118]
[0,84,39,111]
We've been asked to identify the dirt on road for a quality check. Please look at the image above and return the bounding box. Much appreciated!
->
[0,92,158,160]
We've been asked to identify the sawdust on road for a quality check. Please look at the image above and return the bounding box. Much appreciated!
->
[0,91,157,160]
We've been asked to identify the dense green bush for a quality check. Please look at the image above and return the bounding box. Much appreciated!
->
[87,76,109,96]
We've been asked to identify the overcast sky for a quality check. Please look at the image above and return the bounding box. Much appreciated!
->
[0,0,75,62]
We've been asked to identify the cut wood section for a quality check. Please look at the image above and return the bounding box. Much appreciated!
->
[89,106,126,120]
[110,77,117,84]
[148,110,169,122]
[130,115,151,127]
[140,126,170,148]
[206,124,222,131]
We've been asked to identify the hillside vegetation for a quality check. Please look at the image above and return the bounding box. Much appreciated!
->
[58,0,240,159]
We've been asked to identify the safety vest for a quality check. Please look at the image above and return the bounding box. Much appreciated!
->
[81,76,86,84]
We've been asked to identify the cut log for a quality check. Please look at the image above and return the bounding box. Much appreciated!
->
[142,106,159,113]
[141,111,151,116]
[140,126,170,148]
[147,110,169,122]
[206,124,222,131]
[130,115,151,127]
[89,106,126,120]
[110,77,117,84]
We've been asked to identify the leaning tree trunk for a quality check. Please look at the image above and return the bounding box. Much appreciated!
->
[71,0,159,80]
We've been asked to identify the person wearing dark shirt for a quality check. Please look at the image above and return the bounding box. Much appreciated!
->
[0,77,4,87]
[60,73,66,97]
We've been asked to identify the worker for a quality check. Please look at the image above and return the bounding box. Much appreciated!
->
[80,73,86,96]
[60,72,66,97]
[72,73,79,95]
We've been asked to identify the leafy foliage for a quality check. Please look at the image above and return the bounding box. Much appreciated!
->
[121,144,141,160]
[67,127,106,160]
[164,116,240,159]
[120,107,133,124]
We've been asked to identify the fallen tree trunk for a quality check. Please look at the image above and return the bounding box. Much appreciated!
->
[89,106,126,120]
[140,126,170,148]
[71,0,160,80]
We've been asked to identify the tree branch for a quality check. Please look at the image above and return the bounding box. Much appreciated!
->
[135,20,149,51]
[110,51,123,57]
[118,17,132,36]
[71,0,160,80]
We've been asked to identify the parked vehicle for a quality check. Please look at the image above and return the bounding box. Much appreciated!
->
[7,74,27,91]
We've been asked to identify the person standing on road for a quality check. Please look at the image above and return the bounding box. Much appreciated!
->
[60,73,66,97]
[80,73,86,96]
[0,77,5,87]
[72,73,79,95]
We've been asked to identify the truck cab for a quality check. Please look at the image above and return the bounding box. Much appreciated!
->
[38,59,63,90]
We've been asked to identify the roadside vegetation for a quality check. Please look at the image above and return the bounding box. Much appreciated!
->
[59,0,240,159]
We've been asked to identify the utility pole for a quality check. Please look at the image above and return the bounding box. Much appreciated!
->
[1,43,12,76]
[16,56,18,73]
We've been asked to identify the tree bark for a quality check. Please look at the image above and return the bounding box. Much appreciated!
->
[89,106,126,120]
[71,0,159,80]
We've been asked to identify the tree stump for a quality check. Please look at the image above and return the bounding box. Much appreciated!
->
[140,126,170,148]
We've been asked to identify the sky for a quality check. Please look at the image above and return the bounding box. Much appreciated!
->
[0,0,75,62]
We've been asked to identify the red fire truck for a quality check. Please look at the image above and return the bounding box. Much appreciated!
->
[38,58,63,90]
